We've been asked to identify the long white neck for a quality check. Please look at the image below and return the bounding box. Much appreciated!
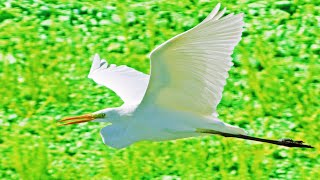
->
[92,104,138,123]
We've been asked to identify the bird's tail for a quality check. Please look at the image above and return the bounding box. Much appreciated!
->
[205,116,248,135]
[223,124,248,135]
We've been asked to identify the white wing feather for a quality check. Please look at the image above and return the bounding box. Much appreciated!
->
[88,54,149,105]
[141,4,244,116]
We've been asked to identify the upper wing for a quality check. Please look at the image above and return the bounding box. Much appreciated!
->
[88,54,150,105]
[141,4,244,116]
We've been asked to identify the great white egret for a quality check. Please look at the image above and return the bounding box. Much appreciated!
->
[59,3,313,149]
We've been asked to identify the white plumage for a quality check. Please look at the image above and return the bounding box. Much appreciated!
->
[62,3,248,149]
[88,54,149,105]
[144,4,244,116]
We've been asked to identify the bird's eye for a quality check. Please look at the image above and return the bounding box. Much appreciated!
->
[93,113,106,118]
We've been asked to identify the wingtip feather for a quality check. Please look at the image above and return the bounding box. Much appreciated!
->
[94,53,100,61]
[202,3,221,23]
[213,7,226,21]
[215,3,221,11]
[89,53,102,78]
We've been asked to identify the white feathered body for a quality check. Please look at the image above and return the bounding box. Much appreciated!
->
[97,105,246,149]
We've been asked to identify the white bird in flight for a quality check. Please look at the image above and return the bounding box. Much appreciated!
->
[60,4,313,149]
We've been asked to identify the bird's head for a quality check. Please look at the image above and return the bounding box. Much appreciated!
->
[58,108,122,126]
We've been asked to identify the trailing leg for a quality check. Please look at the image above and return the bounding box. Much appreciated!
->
[196,128,314,148]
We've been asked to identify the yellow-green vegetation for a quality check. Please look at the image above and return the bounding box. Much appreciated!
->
[0,0,319,179]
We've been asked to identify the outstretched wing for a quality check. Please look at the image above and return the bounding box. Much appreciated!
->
[141,4,244,116]
[88,54,149,105]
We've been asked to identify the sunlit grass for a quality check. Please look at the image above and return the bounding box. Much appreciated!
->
[0,0,319,179]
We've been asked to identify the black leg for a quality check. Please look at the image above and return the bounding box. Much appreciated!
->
[196,128,314,148]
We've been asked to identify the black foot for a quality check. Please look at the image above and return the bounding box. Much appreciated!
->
[279,138,314,148]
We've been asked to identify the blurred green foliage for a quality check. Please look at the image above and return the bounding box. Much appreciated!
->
[0,0,319,179]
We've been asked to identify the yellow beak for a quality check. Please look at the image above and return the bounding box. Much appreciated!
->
[58,114,95,126]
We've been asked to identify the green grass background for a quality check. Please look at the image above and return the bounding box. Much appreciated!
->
[0,0,319,179]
